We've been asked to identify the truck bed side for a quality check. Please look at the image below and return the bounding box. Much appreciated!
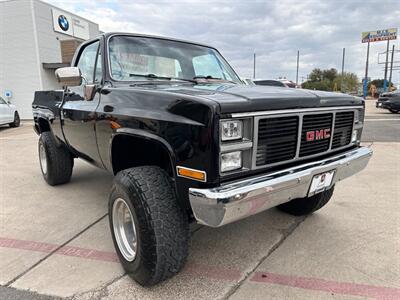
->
[32,90,66,144]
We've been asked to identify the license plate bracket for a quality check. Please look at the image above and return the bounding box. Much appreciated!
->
[308,170,335,196]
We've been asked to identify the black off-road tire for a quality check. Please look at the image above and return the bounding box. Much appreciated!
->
[277,186,335,216]
[109,166,189,286]
[389,109,399,114]
[9,111,20,127]
[38,132,74,186]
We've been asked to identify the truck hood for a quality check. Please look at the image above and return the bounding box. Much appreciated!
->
[120,83,364,114]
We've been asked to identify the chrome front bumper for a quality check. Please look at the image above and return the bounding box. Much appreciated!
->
[189,147,372,227]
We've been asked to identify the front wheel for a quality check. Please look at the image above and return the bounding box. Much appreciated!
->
[9,111,20,127]
[389,109,399,114]
[109,166,189,286]
[277,186,334,216]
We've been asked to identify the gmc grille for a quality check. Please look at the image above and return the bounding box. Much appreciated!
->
[299,113,333,157]
[256,116,299,165]
[255,110,354,168]
[332,111,354,149]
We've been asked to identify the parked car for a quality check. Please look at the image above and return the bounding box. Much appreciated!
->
[253,79,287,87]
[279,78,298,88]
[32,32,372,286]
[253,78,298,88]
[376,91,400,113]
[0,96,20,127]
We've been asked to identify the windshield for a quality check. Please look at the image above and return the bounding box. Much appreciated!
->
[108,35,241,83]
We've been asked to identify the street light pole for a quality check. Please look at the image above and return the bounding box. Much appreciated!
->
[253,52,256,79]
[383,39,390,92]
[341,47,345,92]
[296,50,299,87]
[388,44,395,91]
[363,41,370,99]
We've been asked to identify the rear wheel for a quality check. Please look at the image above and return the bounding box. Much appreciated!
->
[38,132,74,186]
[109,166,189,286]
[277,186,334,216]
[9,111,20,127]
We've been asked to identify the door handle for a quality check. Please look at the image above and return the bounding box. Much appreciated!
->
[104,105,114,113]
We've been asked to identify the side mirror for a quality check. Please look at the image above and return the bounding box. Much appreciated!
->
[55,67,82,87]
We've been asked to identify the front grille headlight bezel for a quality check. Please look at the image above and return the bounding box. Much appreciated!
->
[219,117,253,174]
[221,120,243,141]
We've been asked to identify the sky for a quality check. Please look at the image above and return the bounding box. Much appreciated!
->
[45,0,400,86]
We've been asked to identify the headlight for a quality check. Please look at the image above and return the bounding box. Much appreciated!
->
[221,120,243,141]
[221,151,242,172]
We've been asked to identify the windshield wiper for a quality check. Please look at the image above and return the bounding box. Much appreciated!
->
[129,73,197,84]
[193,75,237,84]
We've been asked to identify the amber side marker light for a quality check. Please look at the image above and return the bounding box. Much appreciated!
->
[176,166,207,182]
[110,121,121,129]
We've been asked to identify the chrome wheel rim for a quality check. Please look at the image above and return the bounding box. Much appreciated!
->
[39,142,47,175]
[112,198,137,261]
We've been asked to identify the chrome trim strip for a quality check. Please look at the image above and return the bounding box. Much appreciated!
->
[221,141,253,153]
[328,111,336,150]
[230,106,363,118]
[189,146,372,227]
[295,115,303,158]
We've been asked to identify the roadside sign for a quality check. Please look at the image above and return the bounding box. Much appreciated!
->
[362,28,397,43]
[52,9,90,40]
[4,90,12,98]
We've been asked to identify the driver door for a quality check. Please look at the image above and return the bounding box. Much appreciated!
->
[61,40,103,167]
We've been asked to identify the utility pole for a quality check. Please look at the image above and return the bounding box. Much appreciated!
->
[296,50,299,87]
[253,52,256,79]
[363,41,370,99]
[388,44,395,91]
[383,39,390,92]
[341,48,345,92]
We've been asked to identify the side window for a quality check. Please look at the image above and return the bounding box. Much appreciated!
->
[94,48,102,84]
[0,97,6,104]
[76,41,99,84]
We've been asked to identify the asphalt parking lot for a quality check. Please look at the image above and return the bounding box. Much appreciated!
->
[0,101,399,300]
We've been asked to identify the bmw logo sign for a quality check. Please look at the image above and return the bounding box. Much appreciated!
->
[58,15,69,31]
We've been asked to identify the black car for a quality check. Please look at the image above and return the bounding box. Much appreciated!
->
[253,79,287,87]
[376,91,400,113]
[32,32,372,286]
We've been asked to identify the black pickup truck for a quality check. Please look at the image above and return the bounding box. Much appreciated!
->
[32,32,372,286]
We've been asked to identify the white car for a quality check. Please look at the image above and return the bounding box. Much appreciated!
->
[0,96,20,127]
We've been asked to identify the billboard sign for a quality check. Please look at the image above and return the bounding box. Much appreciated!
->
[362,28,397,43]
[52,9,90,40]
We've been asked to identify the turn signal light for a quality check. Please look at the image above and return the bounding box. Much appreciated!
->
[177,167,206,182]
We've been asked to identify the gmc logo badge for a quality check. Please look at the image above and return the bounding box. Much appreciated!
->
[306,129,331,141]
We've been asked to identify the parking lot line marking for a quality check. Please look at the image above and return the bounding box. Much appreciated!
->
[0,237,118,263]
[2,236,399,299]
[250,272,400,300]
[0,237,242,280]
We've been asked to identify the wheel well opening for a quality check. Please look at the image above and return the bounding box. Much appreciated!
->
[111,135,174,176]
[37,118,51,133]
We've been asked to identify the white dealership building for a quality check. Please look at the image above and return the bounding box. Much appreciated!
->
[0,0,100,118]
